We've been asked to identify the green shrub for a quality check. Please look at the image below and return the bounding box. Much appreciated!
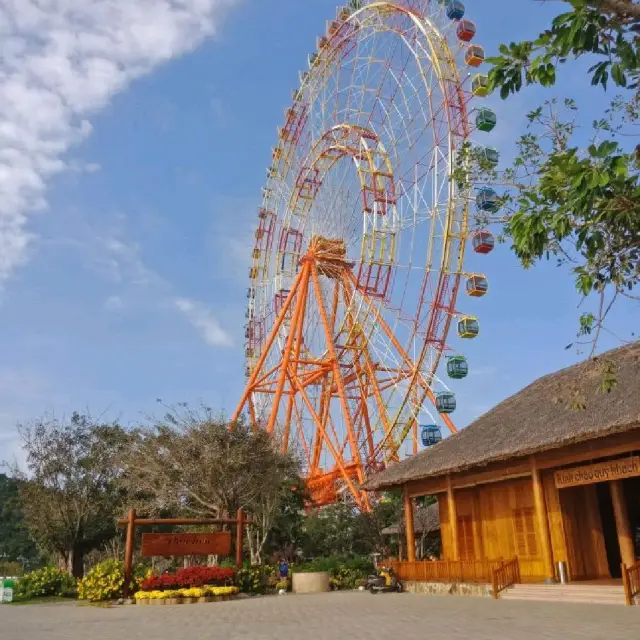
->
[78,559,147,602]
[235,565,278,595]
[13,567,76,601]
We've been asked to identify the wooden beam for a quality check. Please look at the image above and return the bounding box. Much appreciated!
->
[531,457,555,583]
[117,516,253,527]
[235,508,245,569]
[407,459,533,497]
[447,474,460,561]
[536,430,640,471]
[123,508,136,599]
[404,484,416,562]
[610,480,636,568]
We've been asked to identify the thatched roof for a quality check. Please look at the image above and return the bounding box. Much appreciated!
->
[381,502,440,536]
[364,342,640,491]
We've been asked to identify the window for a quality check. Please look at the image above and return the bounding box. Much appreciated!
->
[513,507,538,557]
[457,515,475,560]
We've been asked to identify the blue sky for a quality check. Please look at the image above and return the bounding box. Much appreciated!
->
[0,0,636,464]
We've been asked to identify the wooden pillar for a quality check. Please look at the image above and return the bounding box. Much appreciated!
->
[403,484,416,562]
[610,480,636,568]
[531,457,555,583]
[447,474,460,560]
[235,508,245,569]
[123,508,136,599]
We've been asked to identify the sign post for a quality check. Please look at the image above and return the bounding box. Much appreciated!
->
[118,508,251,599]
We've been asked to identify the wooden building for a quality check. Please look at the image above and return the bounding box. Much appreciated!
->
[364,343,640,587]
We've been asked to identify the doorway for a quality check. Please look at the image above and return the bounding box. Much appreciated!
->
[560,484,610,580]
[595,483,622,578]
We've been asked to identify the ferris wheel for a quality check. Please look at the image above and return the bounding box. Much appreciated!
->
[232,0,499,510]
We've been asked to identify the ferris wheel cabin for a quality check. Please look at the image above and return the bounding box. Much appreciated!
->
[475,145,500,167]
[465,45,485,67]
[447,355,468,379]
[421,425,443,447]
[456,19,476,42]
[446,1,465,21]
[466,274,489,297]
[458,316,480,339]
[476,187,500,213]
[472,230,495,254]
[471,74,490,97]
[475,107,497,132]
[435,391,457,414]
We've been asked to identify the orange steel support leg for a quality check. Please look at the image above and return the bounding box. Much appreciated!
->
[341,275,396,451]
[281,265,311,448]
[266,261,311,434]
[311,263,368,500]
[232,265,307,423]
[290,371,364,509]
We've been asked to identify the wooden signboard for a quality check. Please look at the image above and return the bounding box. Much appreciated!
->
[555,456,640,489]
[141,532,232,558]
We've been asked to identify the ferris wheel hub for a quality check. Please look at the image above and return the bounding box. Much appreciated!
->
[304,236,355,279]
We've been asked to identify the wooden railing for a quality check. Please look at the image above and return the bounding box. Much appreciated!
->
[388,559,505,584]
[622,561,640,606]
[491,558,521,599]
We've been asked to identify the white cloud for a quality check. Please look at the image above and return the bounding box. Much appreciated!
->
[174,297,233,347]
[0,0,238,284]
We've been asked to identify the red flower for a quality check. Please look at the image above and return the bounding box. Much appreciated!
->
[141,566,235,591]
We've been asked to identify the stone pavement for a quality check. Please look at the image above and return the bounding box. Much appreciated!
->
[2,592,640,640]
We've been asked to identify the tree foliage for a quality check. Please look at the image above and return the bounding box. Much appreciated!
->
[12,413,130,578]
[486,0,639,354]
[119,404,300,564]
[0,473,39,570]
[299,493,403,559]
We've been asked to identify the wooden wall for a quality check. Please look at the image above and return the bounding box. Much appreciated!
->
[440,477,545,579]
[437,471,611,581]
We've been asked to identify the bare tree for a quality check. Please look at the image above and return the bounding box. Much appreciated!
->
[120,404,300,563]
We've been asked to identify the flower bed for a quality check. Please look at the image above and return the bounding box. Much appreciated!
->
[133,585,239,605]
[140,566,235,591]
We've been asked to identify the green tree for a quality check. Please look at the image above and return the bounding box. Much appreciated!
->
[263,475,309,562]
[12,413,130,578]
[299,493,403,559]
[120,404,300,564]
[0,474,39,570]
[486,0,639,353]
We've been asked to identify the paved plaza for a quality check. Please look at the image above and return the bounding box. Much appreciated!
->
[3,592,640,639]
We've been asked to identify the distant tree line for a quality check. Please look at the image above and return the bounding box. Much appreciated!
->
[1,406,404,578]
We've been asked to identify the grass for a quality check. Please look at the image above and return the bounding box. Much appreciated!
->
[7,596,71,606]
[8,596,119,608]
